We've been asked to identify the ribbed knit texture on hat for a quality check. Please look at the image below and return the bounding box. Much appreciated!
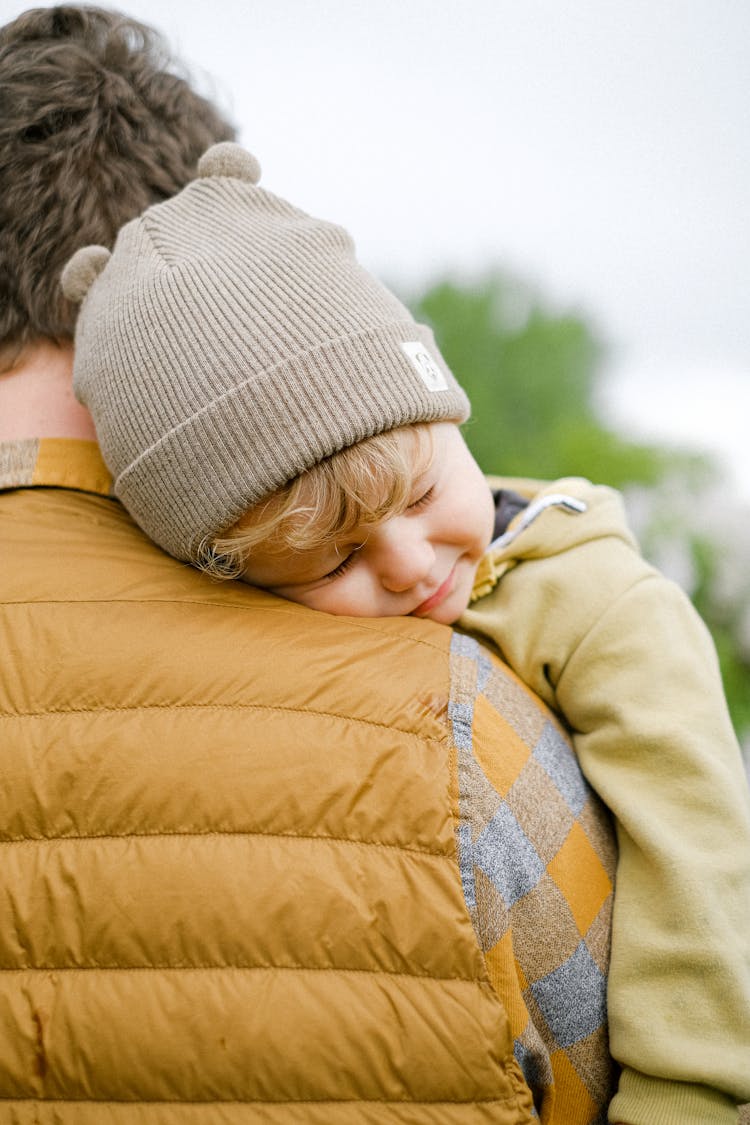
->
[69,144,470,563]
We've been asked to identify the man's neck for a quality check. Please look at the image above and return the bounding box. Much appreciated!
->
[0,340,97,441]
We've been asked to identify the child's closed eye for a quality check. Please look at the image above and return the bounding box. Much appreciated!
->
[324,550,359,581]
[407,485,435,511]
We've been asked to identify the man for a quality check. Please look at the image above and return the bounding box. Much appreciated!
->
[0,8,615,1119]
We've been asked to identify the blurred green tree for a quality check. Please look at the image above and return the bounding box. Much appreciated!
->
[409,273,705,487]
[405,272,749,752]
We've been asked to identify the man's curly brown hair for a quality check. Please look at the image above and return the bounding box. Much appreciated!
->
[0,5,235,368]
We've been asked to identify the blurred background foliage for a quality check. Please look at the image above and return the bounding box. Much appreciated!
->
[406,273,750,758]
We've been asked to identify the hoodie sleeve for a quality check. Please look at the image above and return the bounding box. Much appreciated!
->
[459,478,750,1125]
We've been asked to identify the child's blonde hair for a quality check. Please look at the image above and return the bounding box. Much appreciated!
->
[200,424,433,580]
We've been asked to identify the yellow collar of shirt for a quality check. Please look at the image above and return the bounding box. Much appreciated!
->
[0,437,113,496]
[470,550,516,603]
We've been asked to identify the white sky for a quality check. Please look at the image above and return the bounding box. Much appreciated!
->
[4,0,750,496]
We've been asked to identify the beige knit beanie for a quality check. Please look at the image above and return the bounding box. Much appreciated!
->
[61,143,470,564]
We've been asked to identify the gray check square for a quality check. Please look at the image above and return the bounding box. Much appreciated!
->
[530,940,607,1048]
[533,722,589,816]
[474,803,545,907]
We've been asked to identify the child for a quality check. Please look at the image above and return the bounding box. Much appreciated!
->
[62,142,750,1124]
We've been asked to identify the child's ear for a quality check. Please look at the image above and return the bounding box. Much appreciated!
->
[60,245,111,305]
[197,142,261,185]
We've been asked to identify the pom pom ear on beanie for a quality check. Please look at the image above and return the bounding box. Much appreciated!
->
[61,245,112,305]
[61,142,470,565]
[197,142,261,183]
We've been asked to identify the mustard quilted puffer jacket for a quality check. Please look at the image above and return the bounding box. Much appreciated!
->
[1,478,538,1123]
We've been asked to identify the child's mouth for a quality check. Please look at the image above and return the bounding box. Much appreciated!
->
[411,566,456,617]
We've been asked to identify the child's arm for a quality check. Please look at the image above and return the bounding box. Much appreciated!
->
[460,477,750,1125]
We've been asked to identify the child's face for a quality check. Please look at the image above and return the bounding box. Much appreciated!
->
[240,423,496,624]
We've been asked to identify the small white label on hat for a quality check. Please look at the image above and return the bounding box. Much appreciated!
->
[401,341,448,391]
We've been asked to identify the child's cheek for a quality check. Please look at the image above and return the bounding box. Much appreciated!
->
[306,580,364,618]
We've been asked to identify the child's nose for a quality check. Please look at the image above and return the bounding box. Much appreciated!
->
[376,526,436,593]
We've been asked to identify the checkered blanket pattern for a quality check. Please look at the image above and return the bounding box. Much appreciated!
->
[449,633,618,1123]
